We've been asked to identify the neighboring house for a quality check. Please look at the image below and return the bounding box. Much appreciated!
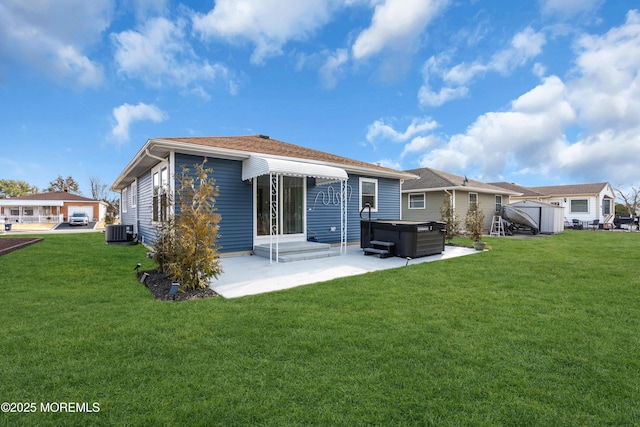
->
[490,182,616,227]
[401,168,521,233]
[111,135,417,254]
[0,191,107,224]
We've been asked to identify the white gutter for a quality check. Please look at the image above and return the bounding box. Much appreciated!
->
[145,147,169,164]
[151,138,418,181]
[403,185,522,196]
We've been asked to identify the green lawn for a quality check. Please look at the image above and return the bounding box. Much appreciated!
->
[0,231,639,426]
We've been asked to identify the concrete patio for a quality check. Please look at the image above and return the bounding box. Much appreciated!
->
[211,244,480,298]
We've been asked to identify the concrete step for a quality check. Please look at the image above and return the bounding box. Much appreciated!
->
[253,241,340,262]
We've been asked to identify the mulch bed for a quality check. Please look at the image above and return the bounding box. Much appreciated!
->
[0,237,44,256]
[138,270,219,301]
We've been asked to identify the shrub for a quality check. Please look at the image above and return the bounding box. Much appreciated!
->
[153,160,222,290]
[464,201,485,242]
[440,193,461,243]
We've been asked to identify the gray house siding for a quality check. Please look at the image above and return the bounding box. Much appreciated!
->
[402,192,443,221]
[120,182,137,232]
[174,154,253,253]
[136,170,154,245]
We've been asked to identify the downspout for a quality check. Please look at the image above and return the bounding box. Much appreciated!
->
[444,188,454,234]
[145,148,168,164]
[145,147,171,238]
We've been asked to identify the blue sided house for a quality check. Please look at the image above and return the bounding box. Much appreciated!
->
[111,135,416,261]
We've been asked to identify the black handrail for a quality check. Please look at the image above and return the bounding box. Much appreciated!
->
[360,203,372,242]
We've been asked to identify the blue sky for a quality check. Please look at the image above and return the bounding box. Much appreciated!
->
[1,0,639,196]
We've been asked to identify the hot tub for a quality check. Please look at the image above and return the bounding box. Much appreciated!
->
[361,219,446,258]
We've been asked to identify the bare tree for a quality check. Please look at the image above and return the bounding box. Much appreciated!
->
[89,176,119,224]
[615,185,640,216]
[89,176,110,200]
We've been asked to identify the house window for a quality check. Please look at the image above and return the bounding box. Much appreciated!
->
[570,199,589,213]
[495,195,503,213]
[360,178,378,212]
[469,193,478,208]
[24,208,34,216]
[603,199,612,215]
[122,188,128,213]
[152,164,170,222]
[408,193,425,209]
[131,181,137,209]
[10,208,19,216]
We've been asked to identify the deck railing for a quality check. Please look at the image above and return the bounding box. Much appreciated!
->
[2,214,64,224]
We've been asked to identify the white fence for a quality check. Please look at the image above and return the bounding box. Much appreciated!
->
[2,214,65,224]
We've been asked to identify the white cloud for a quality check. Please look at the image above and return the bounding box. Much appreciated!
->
[418,10,640,186]
[419,27,545,107]
[112,17,237,97]
[540,0,603,18]
[553,9,640,184]
[351,0,449,60]
[446,27,546,86]
[192,0,340,65]
[401,135,439,158]
[111,102,168,142]
[319,49,349,89]
[418,84,469,107]
[0,0,111,87]
[568,10,640,133]
[419,76,576,178]
[366,117,438,143]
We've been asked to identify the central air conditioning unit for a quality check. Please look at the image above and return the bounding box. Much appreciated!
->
[105,224,135,245]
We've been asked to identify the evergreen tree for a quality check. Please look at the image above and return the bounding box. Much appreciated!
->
[47,175,81,194]
[0,179,37,198]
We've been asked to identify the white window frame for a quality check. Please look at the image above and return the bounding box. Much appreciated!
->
[131,181,137,209]
[408,193,426,210]
[570,199,589,214]
[152,162,170,223]
[495,195,503,213]
[359,178,378,212]
[122,188,128,213]
[468,192,478,208]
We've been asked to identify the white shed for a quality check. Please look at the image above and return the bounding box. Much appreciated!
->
[508,200,565,234]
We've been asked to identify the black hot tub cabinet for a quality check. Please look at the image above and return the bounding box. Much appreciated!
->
[361,220,446,258]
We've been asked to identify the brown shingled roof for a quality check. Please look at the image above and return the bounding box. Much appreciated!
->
[6,191,98,202]
[489,182,545,197]
[402,167,520,194]
[157,135,405,176]
[527,183,610,196]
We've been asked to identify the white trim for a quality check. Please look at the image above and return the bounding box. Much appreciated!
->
[0,200,65,207]
[468,192,478,208]
[570,198,589,214]
[112,138,415,191]
[253,175,308,262]
[131,180,137,209]
[408,193,426,209]
[242,156,348,183]
[122,188,128,213]
[359,177,378,212]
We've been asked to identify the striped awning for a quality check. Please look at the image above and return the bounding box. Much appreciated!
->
[242,156,348,184]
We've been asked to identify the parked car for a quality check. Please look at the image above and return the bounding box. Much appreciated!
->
[69,212,90,226]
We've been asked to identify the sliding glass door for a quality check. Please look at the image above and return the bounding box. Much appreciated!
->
[256,175,304,237]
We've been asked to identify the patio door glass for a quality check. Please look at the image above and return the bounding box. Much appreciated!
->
[256,175,304,236]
